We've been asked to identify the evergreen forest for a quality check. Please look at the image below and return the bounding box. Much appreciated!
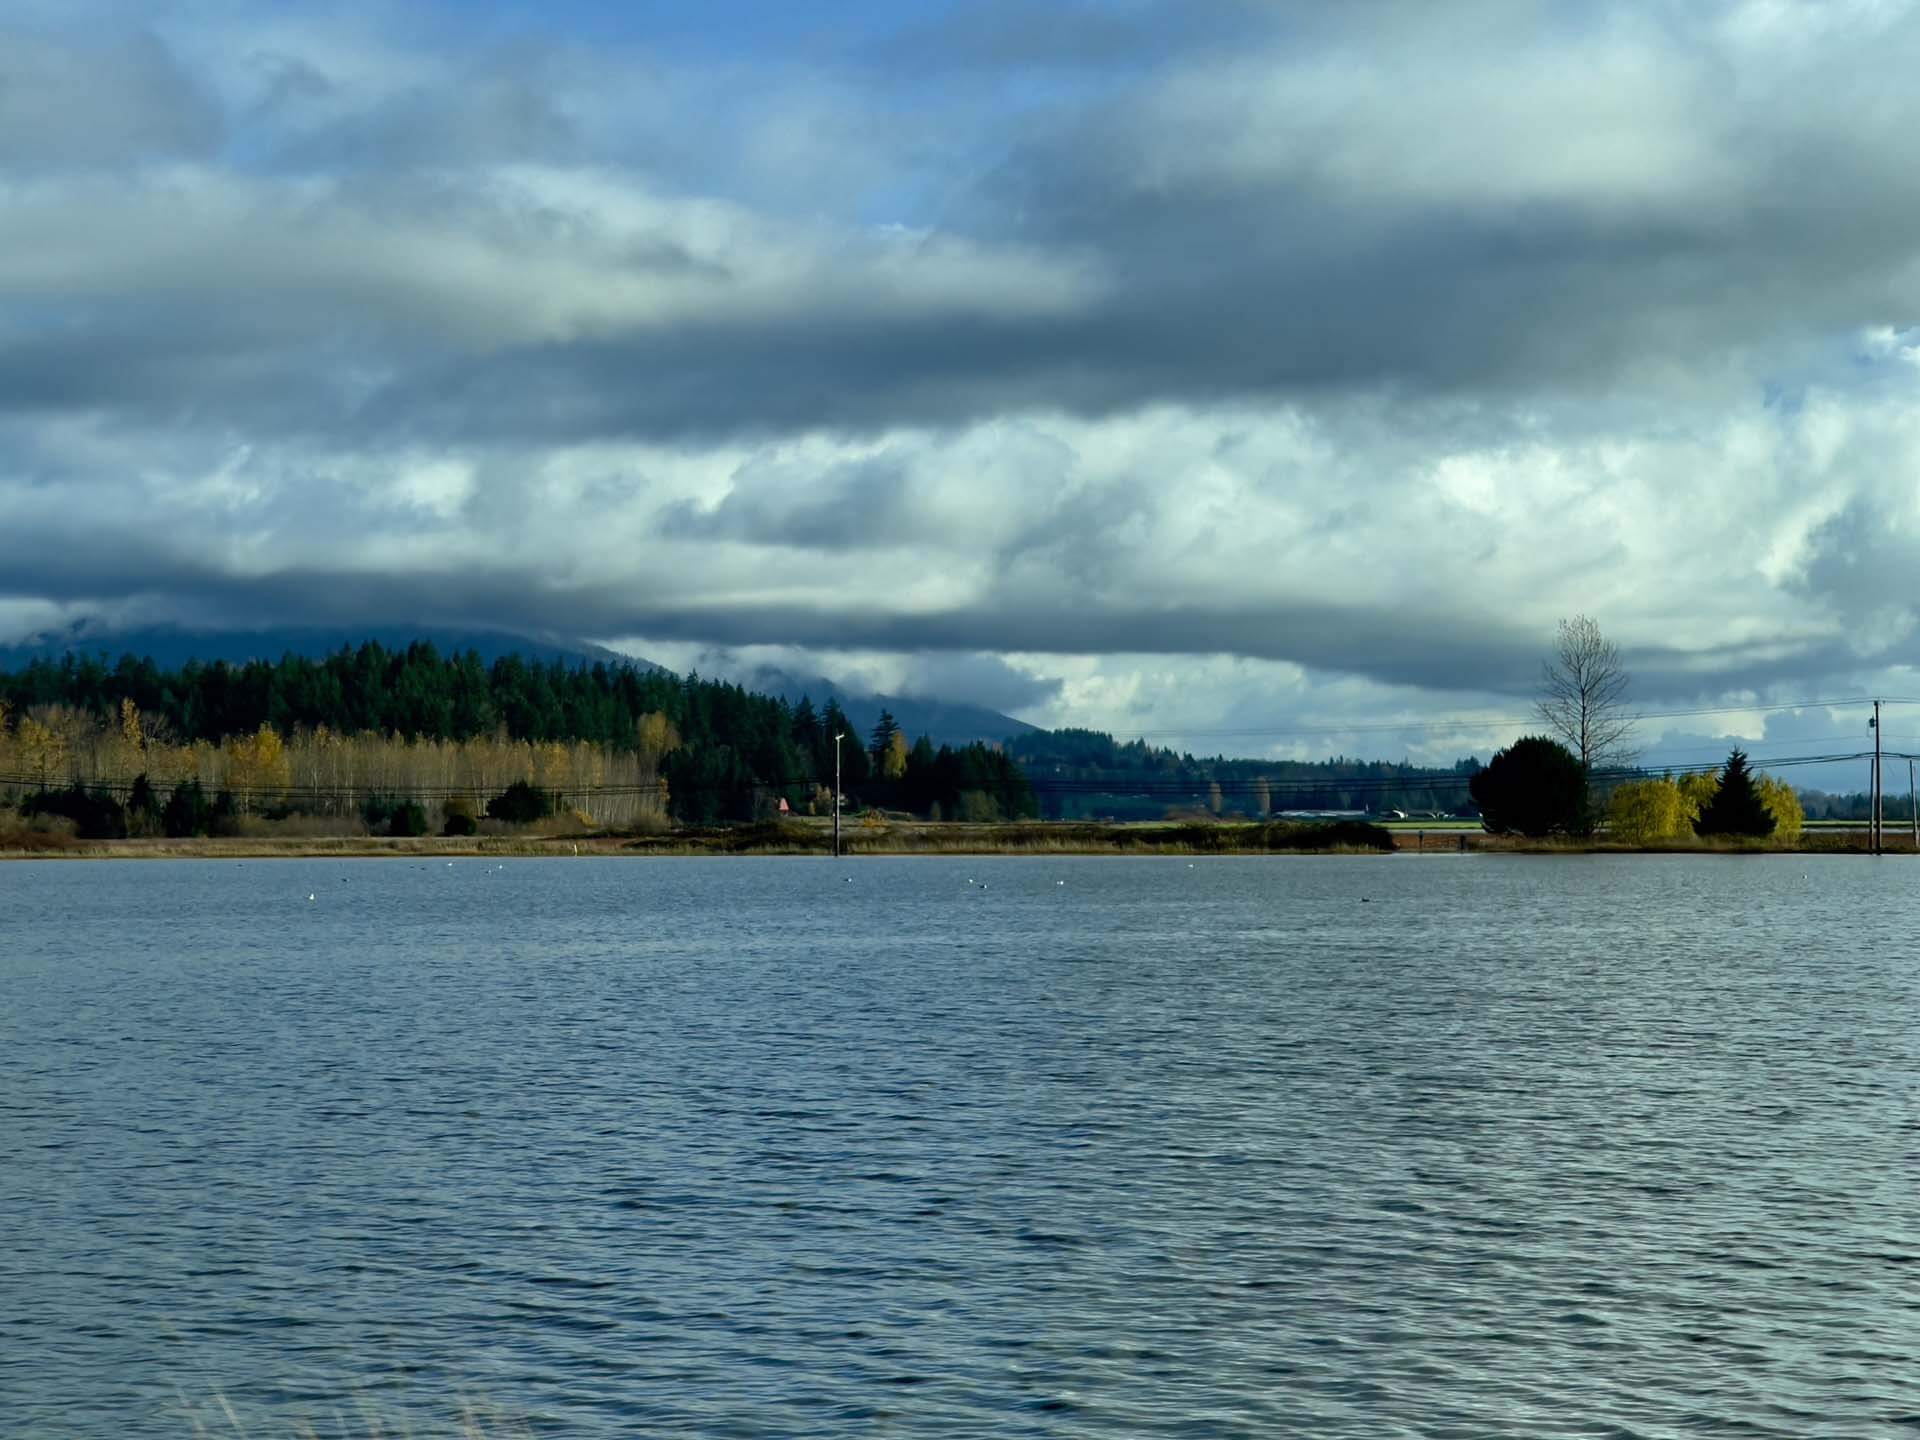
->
[0,644,1035,831]
[0,643,1498,838]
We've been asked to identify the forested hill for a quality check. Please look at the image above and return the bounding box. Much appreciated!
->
[1008,728,1483,819]
[5,644,715,747]
[3,645,1476,825]
[0,643,1034,824]
[0,624,634,674]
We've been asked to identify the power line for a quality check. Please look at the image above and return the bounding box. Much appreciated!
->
[4,747,1906,808]
[1112,695,1902,742]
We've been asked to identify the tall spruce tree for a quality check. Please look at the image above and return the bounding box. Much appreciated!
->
[869,709,901,766]
[1693,749,1776,837]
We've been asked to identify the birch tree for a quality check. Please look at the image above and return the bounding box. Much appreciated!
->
[1537,615,1634,770]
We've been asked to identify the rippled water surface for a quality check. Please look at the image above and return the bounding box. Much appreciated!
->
[4,854,1919,1437]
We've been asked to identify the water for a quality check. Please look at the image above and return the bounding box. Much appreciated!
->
[3,854,1918,1438]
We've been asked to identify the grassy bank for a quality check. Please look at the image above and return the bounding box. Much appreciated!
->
[5,815,1904,860]
[2,818,1399,860]
[1395,829,1903,854]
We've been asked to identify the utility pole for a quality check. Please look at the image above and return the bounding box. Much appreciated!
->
[1872,700,1883,855]
[1910,756,1917,853]
[832,731,844,859]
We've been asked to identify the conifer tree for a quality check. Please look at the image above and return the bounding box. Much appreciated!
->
[790,696,821,752]
[869,709,901,766]
[1469,735,1589,836]
[1693,750,1776,837]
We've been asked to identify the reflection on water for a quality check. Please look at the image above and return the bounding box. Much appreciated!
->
[3,854,1917,1437]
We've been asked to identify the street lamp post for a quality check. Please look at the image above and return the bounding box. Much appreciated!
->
[833,731,844,859]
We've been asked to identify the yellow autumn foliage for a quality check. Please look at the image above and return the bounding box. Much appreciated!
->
[880,730,909,780]
[1607,767,1802,844]
[0,706,672,829]
[1675,771,1719,829]
[1757,774,1803,842]
[1605,778,1686,844]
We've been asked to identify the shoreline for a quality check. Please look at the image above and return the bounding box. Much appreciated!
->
[0,821,1903,861]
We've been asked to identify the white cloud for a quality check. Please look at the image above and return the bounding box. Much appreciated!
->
[11,0,1920,760]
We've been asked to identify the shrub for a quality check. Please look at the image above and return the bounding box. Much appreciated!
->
[20,785,126,839]
[1676,772,1719,827]
[442,809,478,837]
[486,781,554,825]
[363,795,430,837]
[955,790,1002,823]
[161,780,213,838]
[0,817,80,852]
[126,774,159,823]
[1469,735,1589,837]
[1757,774,1803,843]
[209,789,243,838]
[1605,778,1687,845]
[1288,820,1395,852]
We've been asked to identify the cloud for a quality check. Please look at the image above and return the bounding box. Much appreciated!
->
[894,653,1063,714]
[0,163,1102,442]
[9,0,1920,754]
[12,379,1920,707]
[10,2,1920,447]
[0,28,221,170]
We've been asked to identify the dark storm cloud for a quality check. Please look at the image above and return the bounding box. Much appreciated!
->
[8,3,1920,449]
[1790,497,1920,631]
[1617,635,1905,708]
[895,653,1063,713]
[660,452,930,550]
[0,519,1540,691]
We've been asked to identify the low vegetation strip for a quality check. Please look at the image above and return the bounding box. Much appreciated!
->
[4,815,1896,860]
[0,817,1401,859]
[624,818,1399,855]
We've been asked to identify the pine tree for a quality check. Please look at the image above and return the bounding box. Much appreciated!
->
[869,709,901,765]
[790,696,820,752]
[1693,749,1776,837]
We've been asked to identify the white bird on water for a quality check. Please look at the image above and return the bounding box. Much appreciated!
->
[307,893,315,902]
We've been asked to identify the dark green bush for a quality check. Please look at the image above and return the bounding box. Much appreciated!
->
[161,780,213,838]
[363,795,429,837]
[20,786,127,839]
[487,780,554,825]
[1470,736,1590,837]
[1282,820,1396,851]
[209,790,243,837]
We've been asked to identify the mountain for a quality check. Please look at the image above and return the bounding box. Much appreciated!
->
[0,624,1033,751]
[0,624,646,672]
[726,664,1035,751]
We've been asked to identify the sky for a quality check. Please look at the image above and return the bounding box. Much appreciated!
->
[5,0,1920,784]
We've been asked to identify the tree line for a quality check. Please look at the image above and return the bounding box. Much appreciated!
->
[1006,728,1480,820]
[1468,737,1802,841]
[0,644,1035,833]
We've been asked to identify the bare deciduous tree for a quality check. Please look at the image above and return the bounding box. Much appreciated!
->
[1538,615,1634,770]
